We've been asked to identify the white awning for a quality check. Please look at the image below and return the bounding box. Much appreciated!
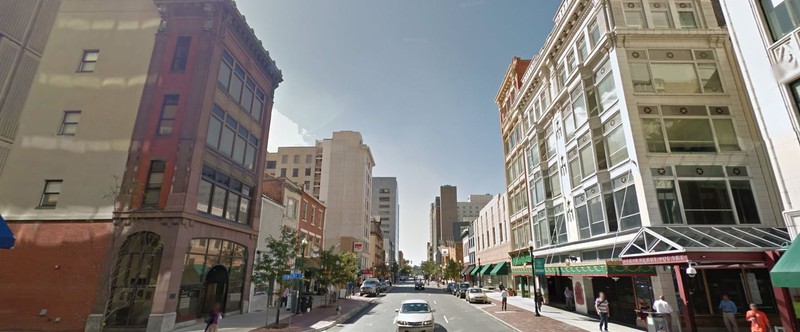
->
[619,226,791,259]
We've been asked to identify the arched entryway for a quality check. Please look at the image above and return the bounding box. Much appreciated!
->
[202,265,229,315]
[105,232,164,327]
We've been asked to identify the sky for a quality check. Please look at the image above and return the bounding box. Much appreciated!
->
[238,0,561,264]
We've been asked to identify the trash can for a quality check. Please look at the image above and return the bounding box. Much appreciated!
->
[646,312,668,332]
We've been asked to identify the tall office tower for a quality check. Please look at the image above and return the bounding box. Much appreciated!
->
[372,177,399,266]
[265,146,318,191]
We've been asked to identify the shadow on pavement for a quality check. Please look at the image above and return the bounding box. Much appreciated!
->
[342,302,380,324]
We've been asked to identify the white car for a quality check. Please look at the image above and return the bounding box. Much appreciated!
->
[465,287,489,304]
[394,299,435,332]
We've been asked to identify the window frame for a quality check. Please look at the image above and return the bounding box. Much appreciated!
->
[39,180,63,208]
[157,94,180,136]
[171,36,192,72]
[77,50,99,73]
[143,160,166,207]
[639,105,740,154]
[58,110,81,136]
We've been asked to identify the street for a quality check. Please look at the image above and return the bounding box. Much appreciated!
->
[328,281,515,332]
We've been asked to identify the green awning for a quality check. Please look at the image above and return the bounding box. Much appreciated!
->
[512,254,532,266]
[470,265,481,275]
[771,241,800,288]
[490,262,509,276]
[479,264,493,275]
[460,265,474,276]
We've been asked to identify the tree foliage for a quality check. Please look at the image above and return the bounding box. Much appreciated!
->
[315,246,359,288]
[420,260,439,278]
[252,226,300,293]
[443,258,460,281]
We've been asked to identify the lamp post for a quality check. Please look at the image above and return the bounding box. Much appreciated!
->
[291,238,308,315]
[528,240,541,317]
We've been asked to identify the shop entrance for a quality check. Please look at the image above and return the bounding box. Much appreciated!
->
[591,276,638,326]
[202,265,229,316]
[547,276,573,309]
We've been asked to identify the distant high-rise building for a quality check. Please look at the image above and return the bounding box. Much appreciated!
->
[372,177,398,266]
[271,131,376,269]
[429,187,492,264]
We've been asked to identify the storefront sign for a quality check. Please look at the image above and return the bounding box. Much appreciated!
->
[622,254,688,266]
[353,242,364,252]
[534,258,546,276]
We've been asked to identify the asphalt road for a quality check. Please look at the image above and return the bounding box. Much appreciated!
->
[327,281,516,332]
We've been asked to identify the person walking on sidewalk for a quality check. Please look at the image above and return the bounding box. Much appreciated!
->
[653,295,674,332]
[534,288,544,312]
[564,286,575,311]
[719,294,739,332]
[746,304,770,332]
[595,292,610,332]
[204,303,222,332]
[501,288,508,311]
[281,288,289,308]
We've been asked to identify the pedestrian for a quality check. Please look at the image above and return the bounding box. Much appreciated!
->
[564,286,575,311]
[501,287,509,311]
[534,288,544,312]
[595,292,610,332]
[719,294,740,332]
[281,288,289,308]
[745,303,770,332]
[499,282,506,291]
[347,281,354,298]
[204,303,222,332]
[653,295,674,332]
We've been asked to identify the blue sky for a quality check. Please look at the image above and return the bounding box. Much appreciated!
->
[239,0,561,264]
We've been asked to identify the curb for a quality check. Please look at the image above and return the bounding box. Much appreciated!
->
[302,299,374,332]
[479,299,523,332]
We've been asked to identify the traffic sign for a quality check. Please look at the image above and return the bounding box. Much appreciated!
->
[282,273,304,280]
[533,258,546,276]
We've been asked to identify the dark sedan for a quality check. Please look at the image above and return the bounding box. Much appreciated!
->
[414,281,425,290]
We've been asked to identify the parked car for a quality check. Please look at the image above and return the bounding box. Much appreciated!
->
[394,299,435,332]
[380,281,390,292]
[414,281,425,290]
[465,287,489,304]
[446,282,457,294]
[360,279,380,297]
[456,282,470,298]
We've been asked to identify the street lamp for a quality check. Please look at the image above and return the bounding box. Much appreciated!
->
[528,240,541,317]
[291,238,309,314]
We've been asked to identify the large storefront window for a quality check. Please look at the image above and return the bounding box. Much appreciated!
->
[177,239,247,323]
[106,232,164,327]
[761,0,800,41]
[686,268,777,315]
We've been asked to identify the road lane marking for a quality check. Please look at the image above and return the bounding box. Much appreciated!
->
[434,300,437,305]
[444,315,449,324]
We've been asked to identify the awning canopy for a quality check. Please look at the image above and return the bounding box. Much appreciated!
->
[512,254,531,266]
[479,264,493,275]
[490,262,509,275]
[0,216,15,249]
[770,241,800,288]
[470,265,481,276]
[460,265,474,276]
[544,260,656,277]
[619,226,790,265]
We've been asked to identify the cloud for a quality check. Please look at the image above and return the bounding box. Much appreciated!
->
[267,109,312,151]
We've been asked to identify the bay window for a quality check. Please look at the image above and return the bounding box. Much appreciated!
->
[603,113,629,167]
[639,105,740,153]
[206,105,260,170]
[549,204,567,244]
[595,60,618,112]
[760,0,800,41]
[612,173,641,230]
[628,49,724,94]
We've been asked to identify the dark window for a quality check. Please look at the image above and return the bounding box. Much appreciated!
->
[292,168,299,177]
[280,168,287,177]
[266,161,276,169]
[158,95,179,135]
[217,50,233,90]
[59,111,81,136]
[39,180,62,207]
[78,50,99,72]
[306,155,313,163]
[760,0,800,41]
[730,181,760,224]
[171,36,191,71]
[679,180,735,224]
[230,64,245,102]
[242,77,255,113]
[305,168,311,176]
[143,161,166,207]
[197,165,251,224]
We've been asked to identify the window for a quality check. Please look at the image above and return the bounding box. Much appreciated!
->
[306,154,313,163]
[549,204,568,244]
[286,198,298,219]
[158,95,179,135]
[603,113,629,167]
[624,2,646,27]
[569,149,582,188]
[58,111,81,136]
[612,174,641,230]
[533,210,550,248]
[531,173,544,205]
[588,20,601,47]
[282,155,288,163]
[545,128,557,160]
[293,155,300,163]
[576,189,608,239]
[39,180,62,207]
[311,206,316,225]
[760,0,800,41]
[78,50,99,72]
[280,168,286,177]
[379,188,391,194]
[305,168,311,176]
[579,141,596,178]
[197,166,251,224]
[528,141,541,172]
[640,105,740,153]
[577,39,589,62]
[676,2,698,29]
[564,87,588,141]
[301,200,308,220]
[205,105,259,170]
[650,2,672,28]
[171,36,191,71]
[143,161,166,207]
[595,60,617,111]
[266,161,276,169]
[216,49,267,121]
[379,197,391,202]
[652,165,759,225]
[628,49,723,94]
[292,168,298,177]
[548,171,562,198]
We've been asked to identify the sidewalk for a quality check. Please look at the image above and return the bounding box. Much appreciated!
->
[484,291,643,332]
[174,296,372,332]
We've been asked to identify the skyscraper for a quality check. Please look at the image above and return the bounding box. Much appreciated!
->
[372,177,399,266]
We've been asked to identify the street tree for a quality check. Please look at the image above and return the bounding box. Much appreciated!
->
[421,260,439,279]
[443,258,460,281]
[252,225,299,326]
